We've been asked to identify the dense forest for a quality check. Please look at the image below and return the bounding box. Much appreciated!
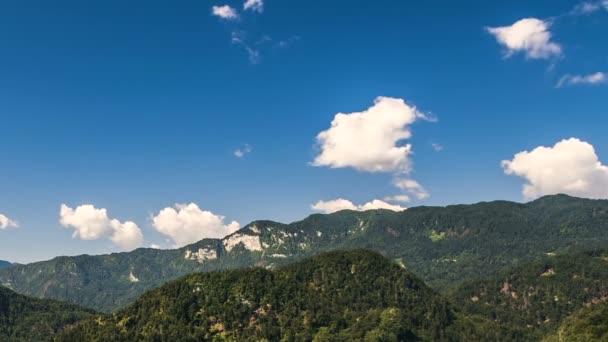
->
[0,249,607,341]
[544,301,608,342]
[0,286,95,341]
[449,250,608,341]
[3,194,608,313]
[55,250,513,342]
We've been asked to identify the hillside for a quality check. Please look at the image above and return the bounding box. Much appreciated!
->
[543,301,608,342]
[449,250,608,341]
[0,260,11,269]
[0,286,95,342]
[55,250,505,341]
[3,194,608,312]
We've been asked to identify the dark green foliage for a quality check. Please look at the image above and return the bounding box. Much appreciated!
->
[4,194,608,313]
[544,301,608,342]
[449,250,608,341]
[0,286,96,341]
[56,250,494,342]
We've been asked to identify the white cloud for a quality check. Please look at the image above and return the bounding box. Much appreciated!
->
[384,195,411,203]
[149,244,161,249]
[0,214,18,230]
[311,198,406,214]
[393,178,430,200]
[59,204,144,251]
[557,72,607,87]
[152,203,240,247]
[431,143,444,152]
[313,96,429,173]
[486,18,562,59]
[234,144,252,158]
[572,2,601,14]
[212,5,239,20]
[231,31,261,64]
[244,0,263,13]
[502,138,608,199]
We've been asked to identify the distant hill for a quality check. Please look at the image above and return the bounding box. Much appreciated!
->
[449,250,608,341]
[0,260,12,269]
[543,301,608,342]
[0,286,95,341]
[3,194,608,312]
[55,250,505,341]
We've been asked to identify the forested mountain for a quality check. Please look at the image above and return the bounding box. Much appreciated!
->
[0,286,95,342]
[55,250,508,342]
[544,301,608,342]
[449,250,608,341]
[0,260,12,269]
[3,194,608,312]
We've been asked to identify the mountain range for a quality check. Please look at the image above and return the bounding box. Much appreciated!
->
[0,260,12,269]
[2,194,608,313]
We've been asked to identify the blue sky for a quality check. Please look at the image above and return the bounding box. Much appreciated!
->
[1,0,607,263]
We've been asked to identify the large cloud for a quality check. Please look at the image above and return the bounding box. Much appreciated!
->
[212,5,239,20]
[502,138,608,199]
[151,203,240,247]
[60,204,144,251]
[487,18,562,59]
[312,97,429,173]
[311,198,406,214]
[0,214,18,230]
[557,72,607,87]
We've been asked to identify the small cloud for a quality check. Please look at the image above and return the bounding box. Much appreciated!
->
[431,143,444,152]
[570,1,605,15]
[212,5,239,20]
[311,198,406,214]
[486,18,562,60]
[231,31,262,64]
[60,204,144,251]
[278,36,300,48]
[149,244,161,249]
[393,178,430,200]
[0,214,18,230]
[384,195,411,203]
[557,72,607,87]
[243,0,263,13]
[151,203,240,248]
[234,144,252,158]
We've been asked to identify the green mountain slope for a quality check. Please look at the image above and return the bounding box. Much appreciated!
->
[449,250,608,341]
[0,286,95,342]
[543,301,608,342]
[0,260,12,269]
[3,194,608,312]
[55,250,502,342]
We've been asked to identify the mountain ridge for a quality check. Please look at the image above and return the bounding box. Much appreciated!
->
[3,194,608,312]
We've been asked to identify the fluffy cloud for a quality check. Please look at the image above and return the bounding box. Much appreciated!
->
[486,18,562,59]
[0,214,18,230]
[244,0,263,13]
[60,204,144,251]
[151,203,240,247]
[384,195,411,203]
[212,5,239,20]
[313,97,429,173]
[502,138,608,199]
[234,144,252,158]
[571,1,608,14]
[393,178,430,200]
[557,72,607,87]
[311,198,406,214]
